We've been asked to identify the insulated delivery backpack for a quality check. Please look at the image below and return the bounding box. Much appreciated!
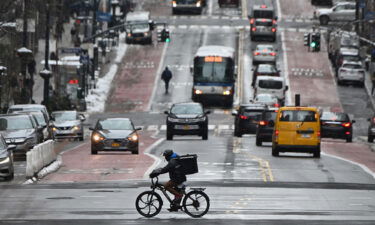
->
[178,154,198,175]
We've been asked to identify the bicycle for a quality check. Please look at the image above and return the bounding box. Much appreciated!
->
[135,177,210,218]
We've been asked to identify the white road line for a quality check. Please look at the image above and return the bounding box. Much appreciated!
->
[160,125,166,131]
[208,125,216,130]
[147,125,158,131]
[208,0,213,16]
[143,138,165,179]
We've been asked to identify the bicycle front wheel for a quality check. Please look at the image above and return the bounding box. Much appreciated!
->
[182,190,210,218]
[135,191,163,218]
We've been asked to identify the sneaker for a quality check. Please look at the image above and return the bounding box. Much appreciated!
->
[167,205,179,212]
[172,195,183,205]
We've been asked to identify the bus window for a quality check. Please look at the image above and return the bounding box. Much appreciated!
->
[194,57,233,83]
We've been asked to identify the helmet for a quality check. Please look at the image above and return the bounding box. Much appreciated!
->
[163,149,174,161]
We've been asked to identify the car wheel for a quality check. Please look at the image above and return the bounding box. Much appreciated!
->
[234,128,242,137]
[5,172,14,181]
[256,138,262,146]
[132,147,139,155]
[202,129,208,140]
[79,134,84,141]
[166,129,173,140]
[91,148,98,155]
[368,135,374,143]
[319,16,329,25]
[313,146,321,158]
[346,136,352,143]
[272,146,279,157]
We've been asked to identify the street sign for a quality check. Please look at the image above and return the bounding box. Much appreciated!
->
[60,48,82,54]
[97,11,112,22]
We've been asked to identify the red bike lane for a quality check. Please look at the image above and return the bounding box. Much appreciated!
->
[281,1,375,176]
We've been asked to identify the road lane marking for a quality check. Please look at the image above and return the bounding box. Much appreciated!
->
[236,28,244,106]
[281,31,292,105]
[143,138,165,179]
[241,0,247,19]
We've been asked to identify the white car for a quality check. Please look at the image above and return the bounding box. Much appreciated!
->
[252,44,277,65]
[253,93,280,107]
[337,61,365,86]
[315,2,356,25]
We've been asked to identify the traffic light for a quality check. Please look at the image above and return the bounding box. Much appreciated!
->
[157,28,170,43]
[310,32,321,52]
[304,33,310,46]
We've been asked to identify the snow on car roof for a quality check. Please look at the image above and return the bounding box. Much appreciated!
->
[195,45,235,58]
[126,11,150,22]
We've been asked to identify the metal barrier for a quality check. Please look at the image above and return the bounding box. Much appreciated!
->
[26,140,57,178]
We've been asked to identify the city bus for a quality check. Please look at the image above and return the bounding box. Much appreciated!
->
[192,45,236,107]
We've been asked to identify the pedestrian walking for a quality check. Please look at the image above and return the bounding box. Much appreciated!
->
[161,66,172,94]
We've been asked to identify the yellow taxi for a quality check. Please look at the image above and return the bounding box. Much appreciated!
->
[272,106,321,158]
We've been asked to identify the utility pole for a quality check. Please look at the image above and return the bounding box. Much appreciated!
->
[92,0,98,44]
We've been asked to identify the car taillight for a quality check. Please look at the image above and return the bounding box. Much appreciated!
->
[254,52,260,56]
[273,103,280,107]
[275,130,279,136]
[373,118,375,123]
[240,115,248,120]
[250,18,254,24]
[269,52,276,56]
[271,28,276,32]
[345,131,351,135]
[272,19,277,24]
[251,27,257,31]
[317,131,321,137]
[342,122,351,128]
[259,120,267,126]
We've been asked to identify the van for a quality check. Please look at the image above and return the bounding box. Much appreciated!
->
[271,106,321,158]
[254,76,288,105]
[125,11,154,44]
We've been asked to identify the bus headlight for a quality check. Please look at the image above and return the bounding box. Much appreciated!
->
[223,90,231,95]
[172,1,176,7]
[196,1,201,7]
[127,33,132,37]
[195,89,203,95]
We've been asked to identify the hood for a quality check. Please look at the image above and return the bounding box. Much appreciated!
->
[53,120,80,127]
[0,129,34,138]
[173,114,203,119]
[99,130,134,139]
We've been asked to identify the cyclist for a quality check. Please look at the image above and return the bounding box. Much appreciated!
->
[150,149,186,211]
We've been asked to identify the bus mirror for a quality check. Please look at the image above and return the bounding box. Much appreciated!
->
[285,85,289,91]
[190,66,193,74]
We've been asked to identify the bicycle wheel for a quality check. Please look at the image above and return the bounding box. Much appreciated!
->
[135,191,163,218]
[182,190,210,218]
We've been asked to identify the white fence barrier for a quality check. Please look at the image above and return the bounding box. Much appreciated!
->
[26,140,57,178]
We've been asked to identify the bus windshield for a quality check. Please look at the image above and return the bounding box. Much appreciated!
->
[194,57,234,83]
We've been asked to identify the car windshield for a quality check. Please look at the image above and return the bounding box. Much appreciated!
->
[258,80,283,89]
[171,104,203,114]
[343,64,362,69]
[257,64,277,73]
[52,112,77,122]
[321,112,349,122]
[97,119,133,130]
[264,111,277,121]
[280,110,317,122]
[342,55,360,61]
[0,116,33,130]
[253,10,274,19]
[31,113,46,126]
[242,110,263,120]
[127,23,149,31]
[256,45,274,52]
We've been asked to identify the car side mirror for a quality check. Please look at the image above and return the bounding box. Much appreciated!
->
[274,16,278,21]
[205,110,211,114]
[135,127,142,131]
[231,110,238,116]
[269,120,275,126]
[285,85,289,91]
[352,120,356,123]
[89,127,94,131]
[164,110,169,114]
[7,145,16,151]
[79,114,86,121]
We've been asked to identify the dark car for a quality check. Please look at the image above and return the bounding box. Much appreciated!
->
[252,64,280,87]
[320,111,355,142]
[90,118,141,155]
[0,114,41,156]
[0,134,15,180]
[255,107,278,146]
[232,103,267,137]
[51,111,85,141]
[368,115,375,143]
[311,0,332,6]
[165,102,210,140]
[250,18,277,42]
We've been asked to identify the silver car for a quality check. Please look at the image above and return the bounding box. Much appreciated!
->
[0,114,40,155]
[51,111,85,141]
[0,134,15,180]
[250,18,277,42]
[337,61,365,86]
[252,44,277,65]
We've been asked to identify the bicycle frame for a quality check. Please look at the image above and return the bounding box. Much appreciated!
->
[150,177,180,205]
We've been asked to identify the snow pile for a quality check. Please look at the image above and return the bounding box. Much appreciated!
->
[86,33,127,113]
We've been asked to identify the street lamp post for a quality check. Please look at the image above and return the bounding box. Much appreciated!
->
[0,66,7,112]
[17,47,33,104]
[39,69,52,107]
[111,0,120,27]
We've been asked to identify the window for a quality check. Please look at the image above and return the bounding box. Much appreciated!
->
[171,104,203,114]
[321,112,349,122]
[97,120,133,130]
[0,117,34,130]
[257,65,277,73]
[280,110,317,122]
[253,10,274,19]
[52,112,77,122]
[258,80,283,89]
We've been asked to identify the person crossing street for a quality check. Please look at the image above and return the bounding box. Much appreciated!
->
[161,66,172,94]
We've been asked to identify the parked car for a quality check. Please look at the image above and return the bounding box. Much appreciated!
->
[0,134,15,180]
[314,2,356,25]
[7,104,50,120]
[250,18,277,42]
[253,93,280,107]
[368,115,375,143]
[51,111,85,141]
[13,110,53,141]
[232,103,267,137]
[252,64,280,87]
[90,118,141,155]
[252,44,277,65]
[165,102,210,140]
[337,61,365,86]
[320,111,354,142]
[255,107,278,146]
[0,114,41,156]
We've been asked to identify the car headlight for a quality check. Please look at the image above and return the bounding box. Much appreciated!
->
[72,126,80,131]
[92,133,104,142]
[127,133,139,142]
[52,127,58,132]
[0,157,10,165]
[144,32,149,36]
[168,117,181,122]
[127,33,132,37]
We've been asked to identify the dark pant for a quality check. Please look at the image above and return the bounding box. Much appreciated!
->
[163,80,170,93]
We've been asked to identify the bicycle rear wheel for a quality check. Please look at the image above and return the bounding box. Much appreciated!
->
[182,190,210,218]
[135,191,163,217]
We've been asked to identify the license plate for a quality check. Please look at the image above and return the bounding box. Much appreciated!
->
[175,125,199,130]
[112,143,121,147]
[302,134,310,138]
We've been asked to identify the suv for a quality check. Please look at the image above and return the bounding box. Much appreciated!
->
[232,103,267,137]
[165,102,210,140]
[320,111,354,142]
[255,107,278,146]
[334,47,361,71]
[250,18,277,42]
[272,106,321,158]
[315,2,356,25]
[172,0,206,14]
[249,4,277,21]
[368,115,375,143]
[252,64,280,87]
[51,111,86,141]
[337,61,365,86]
[7,104,50,120]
